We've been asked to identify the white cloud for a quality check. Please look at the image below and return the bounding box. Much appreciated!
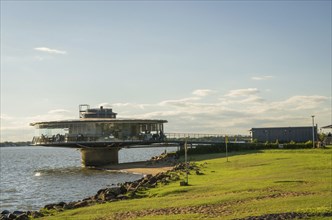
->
[225,88,260,97]
[219,95,265,105]
[34,47,67,54]
[192,89,215,97]
[48,109,71,114]
[271,95,328,111]
[158,97,200,107]
[251,75,274,81]
[0,114,13,120]
[238,96,265,104]
[1,115,36,141]
[1,89,330,141]
[98,102,147,110]
[89,94,329,131]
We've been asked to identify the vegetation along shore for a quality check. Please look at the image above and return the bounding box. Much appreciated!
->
[1,146,331,220]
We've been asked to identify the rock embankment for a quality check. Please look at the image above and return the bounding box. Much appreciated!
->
[1,159,200,220]
[0,210,43,220]
[147,152,179,165]
[38,162,195,212]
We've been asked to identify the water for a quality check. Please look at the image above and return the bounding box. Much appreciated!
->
[0,146,177,211]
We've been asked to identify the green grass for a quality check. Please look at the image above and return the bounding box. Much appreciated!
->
[38,147,332,220]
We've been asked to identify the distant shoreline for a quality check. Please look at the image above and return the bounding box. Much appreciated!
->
[0,142,32,147]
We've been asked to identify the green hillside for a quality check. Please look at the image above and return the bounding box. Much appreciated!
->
[40,148,332,220]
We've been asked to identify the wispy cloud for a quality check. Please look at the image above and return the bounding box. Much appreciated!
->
[225,88,259,97]
[48,109,71,114]
[1,89,330,141]
[270,95,328,111]
[34,47,67,54]
[238,96,265,104]
[0,109,73,141]
[192,89,215,97]
[0,114,13,120]
[251,75,274,81]
[158,97,200,107]
[98,102,147,110]
[113,92,329,134]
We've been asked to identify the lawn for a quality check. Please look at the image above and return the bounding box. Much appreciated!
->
[39,147,332,220]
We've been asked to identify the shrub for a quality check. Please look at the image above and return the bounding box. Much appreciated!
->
[176,141,316,155]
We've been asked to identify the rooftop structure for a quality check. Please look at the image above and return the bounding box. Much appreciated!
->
[30,105,168,166]
[79,104,117,119]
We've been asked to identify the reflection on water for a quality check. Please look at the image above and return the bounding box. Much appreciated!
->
[0,146,177,211]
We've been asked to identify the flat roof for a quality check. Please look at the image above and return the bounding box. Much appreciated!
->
[30,118,168,127]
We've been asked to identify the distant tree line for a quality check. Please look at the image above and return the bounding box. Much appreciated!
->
[0,141,32,147]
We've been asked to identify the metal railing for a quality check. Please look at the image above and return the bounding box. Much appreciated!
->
[165,133,251,143]
[324,137,332,145]
[31,134,166,145]
[31,133,251,145]
[165,133,223,142]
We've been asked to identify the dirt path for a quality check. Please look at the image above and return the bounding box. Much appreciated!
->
[101,161,173,175]
[101,190,316,220]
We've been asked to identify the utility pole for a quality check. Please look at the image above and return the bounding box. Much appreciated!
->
[312,115,315,148]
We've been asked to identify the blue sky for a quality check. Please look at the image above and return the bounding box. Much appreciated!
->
[1,1,331,141]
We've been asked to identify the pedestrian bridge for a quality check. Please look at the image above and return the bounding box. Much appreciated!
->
[31,133,228,147]
[31,132,249,166]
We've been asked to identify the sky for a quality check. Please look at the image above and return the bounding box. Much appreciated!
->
[1,1,331,141]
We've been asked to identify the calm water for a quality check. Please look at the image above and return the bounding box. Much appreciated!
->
[0,146,177,211]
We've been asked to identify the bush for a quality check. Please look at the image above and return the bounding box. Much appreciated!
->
[305,140,313,146]
[176,142,315,155]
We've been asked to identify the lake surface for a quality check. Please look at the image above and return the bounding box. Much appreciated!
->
[0,146,177,211]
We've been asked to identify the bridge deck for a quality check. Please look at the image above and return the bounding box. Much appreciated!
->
[31,133,250,148]
[31,139,243,149]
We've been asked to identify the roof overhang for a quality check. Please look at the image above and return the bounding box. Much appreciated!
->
[30,118,168,127]
[321,125,332,129]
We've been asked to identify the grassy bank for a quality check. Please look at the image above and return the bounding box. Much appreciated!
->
[39,148,332,219]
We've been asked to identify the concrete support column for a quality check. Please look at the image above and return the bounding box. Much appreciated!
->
[179,143,185,151]
[81,148,119,167]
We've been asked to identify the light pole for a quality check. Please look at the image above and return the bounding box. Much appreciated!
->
[312,115,315,148]
[225,135,229,162]
[185,138,188,185]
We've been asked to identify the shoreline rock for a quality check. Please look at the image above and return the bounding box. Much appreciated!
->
[0,154,198,220]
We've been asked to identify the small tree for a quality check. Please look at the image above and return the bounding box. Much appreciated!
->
[305,140,313,147]
[318,133,326,141]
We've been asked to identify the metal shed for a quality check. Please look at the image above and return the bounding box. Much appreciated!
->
[250,126,317,143]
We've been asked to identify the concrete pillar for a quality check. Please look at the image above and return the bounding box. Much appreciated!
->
[81,148,119,167]
[179,143,185,151]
